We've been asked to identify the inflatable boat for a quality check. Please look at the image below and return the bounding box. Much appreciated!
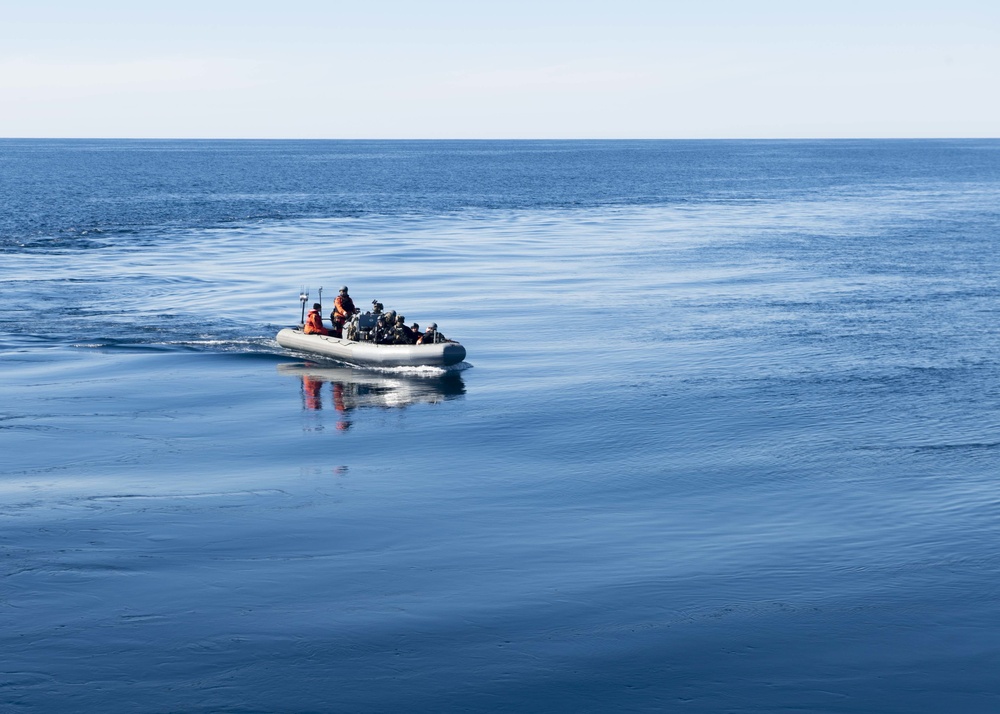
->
[276,327,467,368]
[277,291,467,368]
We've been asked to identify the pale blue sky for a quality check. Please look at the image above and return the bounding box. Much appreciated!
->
[1,1,997,138]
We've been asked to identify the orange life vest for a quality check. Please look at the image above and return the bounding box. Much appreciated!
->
[333,295,356,322]
[304,309,329,335]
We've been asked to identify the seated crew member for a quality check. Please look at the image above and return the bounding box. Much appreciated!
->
[330,286,358,337]
[304,303,330,335]
[416,322,445,344]
[375,309,396,343]
[394,315,417,344]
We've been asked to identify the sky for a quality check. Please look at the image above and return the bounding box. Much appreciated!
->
[1,0,998,139]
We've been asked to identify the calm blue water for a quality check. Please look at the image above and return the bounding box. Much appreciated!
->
[3,139,1000,713]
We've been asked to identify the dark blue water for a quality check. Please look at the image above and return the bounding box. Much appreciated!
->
[3,139,1000,712]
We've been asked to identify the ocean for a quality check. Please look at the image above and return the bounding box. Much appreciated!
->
[3,139,1000,712]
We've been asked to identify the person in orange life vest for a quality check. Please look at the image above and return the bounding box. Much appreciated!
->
[330,286,358,337]
[304,303,330,335]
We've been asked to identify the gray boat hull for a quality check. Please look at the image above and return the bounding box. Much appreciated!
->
[276,328,467,367]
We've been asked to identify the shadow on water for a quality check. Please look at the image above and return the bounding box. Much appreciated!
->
[277,361,466,429]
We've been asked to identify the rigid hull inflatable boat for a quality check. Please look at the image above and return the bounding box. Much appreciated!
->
[276,327,467,368]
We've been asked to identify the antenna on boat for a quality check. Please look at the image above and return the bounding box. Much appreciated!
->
[299,288,309,326]
[318,286,323,312]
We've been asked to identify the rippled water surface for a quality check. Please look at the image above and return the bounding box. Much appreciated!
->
[3,139,1000,712]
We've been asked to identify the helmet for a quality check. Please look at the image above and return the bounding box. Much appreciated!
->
[340,286,348,293]
[396,315,405,323]
[312,303,322,309]
[428,323,437,330]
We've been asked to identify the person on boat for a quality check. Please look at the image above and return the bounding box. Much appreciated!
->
[393,315,417,344]
[330,286,358,337]
[304,303,330,335]
[379,310,397,342]
[416,323,445,344]
[410,323,423,342]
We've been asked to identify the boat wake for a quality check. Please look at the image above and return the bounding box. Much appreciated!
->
[369,361,473,376]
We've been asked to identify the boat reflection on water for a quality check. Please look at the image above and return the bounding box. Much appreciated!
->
[277,362,466,431]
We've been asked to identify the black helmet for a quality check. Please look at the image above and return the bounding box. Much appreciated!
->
[428,323,437,330]
[340,286,349,293]
[312,302,321,310]
[396,315,405,323]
